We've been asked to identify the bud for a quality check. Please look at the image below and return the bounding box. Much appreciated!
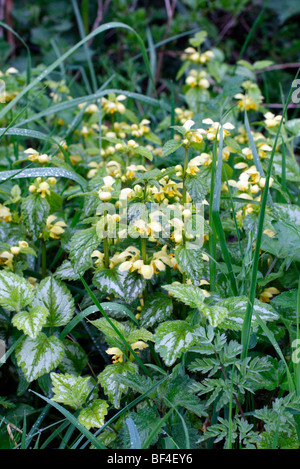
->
[98,191,112,202]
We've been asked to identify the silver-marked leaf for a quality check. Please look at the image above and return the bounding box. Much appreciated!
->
[217,296,279,330]
[12,306,49,339]
[78,399,109,430]
[0,271,34,312]
[21,193,50,240]
[126,328,154,344]
[185,167,210,204]
[98,362,137,408]
[32,276,74,327]
[163,284,206,310]
[123,271,146,303]
[154,320,197,366]
[16,333,64,382]
[59,340,88,376]
[54,260,81,281]
[201,305,229,328]
[175,246,204,284]
[140,293,173,328]
[93,267,126,298]
[50,372,91,409]
[69,227,99,275]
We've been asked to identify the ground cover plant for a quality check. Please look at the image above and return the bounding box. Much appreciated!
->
[0,0,300,450]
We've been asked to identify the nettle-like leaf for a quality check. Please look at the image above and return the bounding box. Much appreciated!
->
[0,271,34,312]
[91,317,153,349]
[126,328,154,344]
[201,305,229,328]
[50,372,91,409]
[54,260,81,281]
[93,267,126,298]
[133,145,153,161]
[216,296,279,330]
[140,293,173,328]
[12,306,49,339]
[21,193,50,240]
[121,406,162,449]
[78,399,109,430]
[16,333,64,382]
[98,362,137,408]
[69,226,99,274]
[162,139,183,157]
[154,320,197,366]
[90,317,126,340]
[123,271,146,303]
[32,276,74,327]
[59,340,88,376]
[175,246,204,284]
[163,284,206,310]
[185,167,210,204]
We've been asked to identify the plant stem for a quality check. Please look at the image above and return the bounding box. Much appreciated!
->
[103,209,110,269]
[182,146,189,205]
[41,239,47,279]
[141,237,148,302]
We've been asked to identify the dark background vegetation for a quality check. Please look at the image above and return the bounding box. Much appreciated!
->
[0,0,299,105]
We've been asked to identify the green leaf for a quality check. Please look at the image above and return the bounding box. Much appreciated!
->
[12,306,49,339]
[78,399,109,430]
[69,227,99,275]
[93,267,126,298]
[201,305,229,328]
[90,317,126,340]
[16,333,64,382]
[163,284,206,310]
[54,260,81,281]
[126,328,154,344]
[0,271,34,312]
[98,362,137,408]
[21,194,50,240]
[123,271,146,303]
[32,276,74,327]
[217,296,279,330]
[133,146,153,161]
[140,293,173,328]
[50,372,91,410]
[185,167,210,204]
[162,139,183,157]
[0,167,87,190]
[59,340,88,376]
[175,246,204,284]
[252,60,273,70]
[154,320,197,366]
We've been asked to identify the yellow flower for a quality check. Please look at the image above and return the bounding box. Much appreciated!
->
[91,250,105,267]
[27,276,38,289]
[0,250,14,268]
[106,347,124,364]
[263,229,276,238]
[46,215,67,239]
[202,119,235,141]
[102,94,127,114]
[185,70,210,89]
[259,287,280,303]
[131,341,148,353]
[0,204,12,222]
[264,112,283,128]
[37,181,50,198]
